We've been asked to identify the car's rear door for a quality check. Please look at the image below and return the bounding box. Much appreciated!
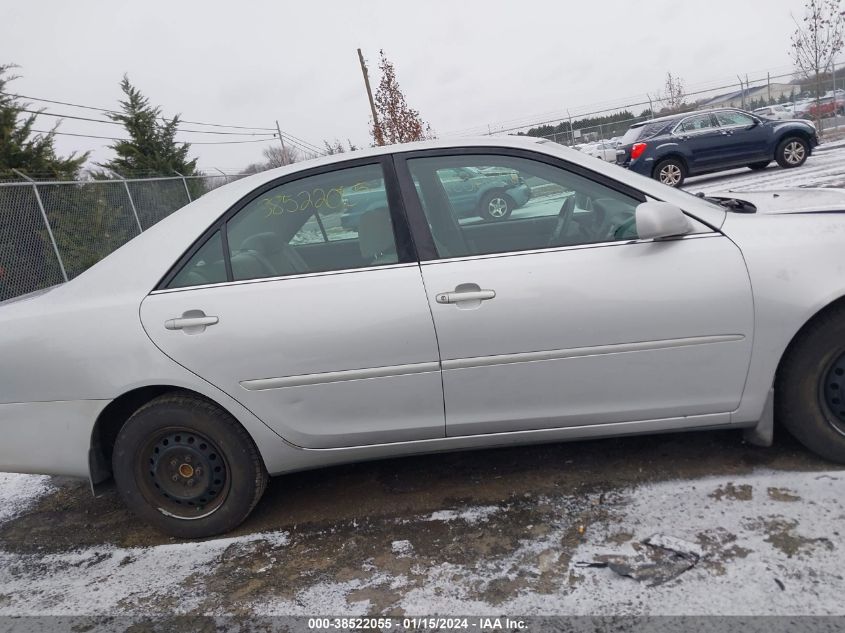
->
[672,113,725,172]
[396,148,754,437]
[140,157,445,449]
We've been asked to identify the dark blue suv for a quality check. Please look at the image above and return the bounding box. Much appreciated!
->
[616,108,819,187]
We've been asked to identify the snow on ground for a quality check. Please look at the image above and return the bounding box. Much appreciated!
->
[247,470,845,616]
[0,530,290,615]
[685,142,845,194]
[1,469,843,615]
[0,473,54,525]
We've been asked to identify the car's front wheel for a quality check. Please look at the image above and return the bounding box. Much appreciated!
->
[112,393,268,538]
[653,158,686,187]
[776,305,845,463]
[776,136,810,168]
[478,191,514,221]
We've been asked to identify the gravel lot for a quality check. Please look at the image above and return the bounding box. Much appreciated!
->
[2,144,845,619]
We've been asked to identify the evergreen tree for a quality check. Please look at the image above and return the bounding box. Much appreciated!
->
[0,64,87,179]
[98,75,197,176]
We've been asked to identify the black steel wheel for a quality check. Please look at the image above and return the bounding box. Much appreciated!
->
[138,428,230,519]
[113,393,268,538]
[821,351,845,431]
[776,304,845,463]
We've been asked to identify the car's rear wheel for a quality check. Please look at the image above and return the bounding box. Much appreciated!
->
[748,161,770,171]
[776,136,809,168]
[653,158,686,187]
[478,191,514,221]
[113,393,268,538]
[776,305,845,463]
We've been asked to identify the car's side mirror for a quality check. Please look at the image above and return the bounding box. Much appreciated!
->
[635,201,694,240]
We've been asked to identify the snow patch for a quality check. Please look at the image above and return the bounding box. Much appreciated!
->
[423,506,500,523]
[0,472,55,525]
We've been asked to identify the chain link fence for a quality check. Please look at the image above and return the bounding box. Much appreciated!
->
[0,173,244,302]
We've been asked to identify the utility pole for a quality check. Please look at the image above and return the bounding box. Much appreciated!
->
[275,121,289,166]
[358,48,384,146]
[737,75,746,109]
[567,109,574,146]
[767,72,772,105]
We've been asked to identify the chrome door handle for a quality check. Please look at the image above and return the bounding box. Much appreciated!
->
[436,289,496,304]
[165,316,218,330]
[165,310,219,334]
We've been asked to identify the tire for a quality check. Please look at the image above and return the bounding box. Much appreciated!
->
[775,136,809,168]
[653,158,686,187]
[478,191,514,221]
[112,393,268,538]
[776,305,845,463]
[748,161,771,171]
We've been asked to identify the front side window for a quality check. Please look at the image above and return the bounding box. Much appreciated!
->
[406,154,642,259]
[166,164,399,288]
[714,111,754,127]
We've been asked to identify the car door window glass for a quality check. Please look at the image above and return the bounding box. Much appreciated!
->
[407,155,642,258]
[678,114,716,133]
[167,231,228,289]
[714,111,754,128]
[225,164,398,281]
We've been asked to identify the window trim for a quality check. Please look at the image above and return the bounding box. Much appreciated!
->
[392,146,650,262]
[155,155,417,291]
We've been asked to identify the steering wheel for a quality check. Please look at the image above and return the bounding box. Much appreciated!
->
[548,196,577,247]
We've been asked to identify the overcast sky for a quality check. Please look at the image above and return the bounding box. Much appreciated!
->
[3,0,810,173]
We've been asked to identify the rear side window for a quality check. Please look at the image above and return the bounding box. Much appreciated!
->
[167,231,227,289]
[678,114,716,133]
[165,164,400,288]
[714,111,754,127]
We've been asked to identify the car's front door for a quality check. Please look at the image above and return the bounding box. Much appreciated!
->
[712,110,771,165]
[396,150,754,436]
[140,159,445,449]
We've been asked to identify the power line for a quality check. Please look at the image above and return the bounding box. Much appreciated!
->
[18,108,278,136]
[479,69,803,136]
[5,91,326,153]
[1,90,276,131]
[30,128,277,145]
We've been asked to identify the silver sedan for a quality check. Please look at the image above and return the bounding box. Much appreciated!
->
[2,137,845,538]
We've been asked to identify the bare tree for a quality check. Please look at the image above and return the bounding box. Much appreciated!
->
[371,50,434,145]
[791,0,844,130]
[241,144,301,174]
[662,72,686,112]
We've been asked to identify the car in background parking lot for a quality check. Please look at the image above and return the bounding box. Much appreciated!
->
[753,104,793,120]
[341,165,531,227]
[583,141,618,162]
[616,108,818,186]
